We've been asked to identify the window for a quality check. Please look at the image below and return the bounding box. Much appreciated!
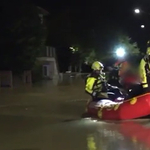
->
[39,14,43,24]
[52,47,55,57]
[50,47,53,57]
[50,47,55,57]
[46,46,50,57]
[51,47,54,57]
[43,66,47,76]
[45,46,55,57]
[43,65,49,77]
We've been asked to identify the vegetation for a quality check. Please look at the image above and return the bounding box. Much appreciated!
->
[0,0,46,74]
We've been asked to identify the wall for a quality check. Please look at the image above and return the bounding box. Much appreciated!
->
[0,71,32,88]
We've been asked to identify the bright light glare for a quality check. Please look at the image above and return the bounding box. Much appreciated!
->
[141,25,145,28]
[92,120,97,122]
[84,117,91,120]
[69,47,74,50]
[134,9,140,14]
[116,47,125,57]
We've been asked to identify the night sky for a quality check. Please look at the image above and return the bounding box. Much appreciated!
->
[32,0,150,51]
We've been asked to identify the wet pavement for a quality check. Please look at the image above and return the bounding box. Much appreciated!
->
[0,80,150,150]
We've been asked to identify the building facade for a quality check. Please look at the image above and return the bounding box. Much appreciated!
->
[37,46,59,79]
[37,7,59,79]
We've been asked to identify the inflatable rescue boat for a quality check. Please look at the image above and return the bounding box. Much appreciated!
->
[86,93,150,120]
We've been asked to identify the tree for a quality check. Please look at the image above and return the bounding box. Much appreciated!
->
[82,49,97,64]
[0,0,46,73]
[69,45,98,72]
[117,35,140,56]
[113,34,141,66]
[96,33,141,64]
[46,7,141,71]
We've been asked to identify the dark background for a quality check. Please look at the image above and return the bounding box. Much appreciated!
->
[31,0,150,71]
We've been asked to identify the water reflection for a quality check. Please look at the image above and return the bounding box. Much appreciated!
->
[119,121,150,150]
[86,120,150,150]
[87,134,97,150]
[86,123,126,150]
[0,115,149,149]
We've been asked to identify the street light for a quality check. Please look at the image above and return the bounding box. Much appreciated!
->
[116,47,126,57]
[134,8,150,16]
[134,9,140,14]
[141,25,145,28]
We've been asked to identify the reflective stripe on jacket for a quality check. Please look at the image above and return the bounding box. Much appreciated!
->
[85,73,103,95]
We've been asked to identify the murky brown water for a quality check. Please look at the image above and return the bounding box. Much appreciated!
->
[0,79,150,150]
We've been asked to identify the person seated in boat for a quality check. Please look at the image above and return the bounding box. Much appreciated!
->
[139,40,150,94]
[85,61,108,101]
[114,59,133,87]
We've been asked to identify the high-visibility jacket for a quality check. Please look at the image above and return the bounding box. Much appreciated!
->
[139,57,150,88]
[85,72,106,97]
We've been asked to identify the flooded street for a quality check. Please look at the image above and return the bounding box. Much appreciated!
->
[0,79,150,150]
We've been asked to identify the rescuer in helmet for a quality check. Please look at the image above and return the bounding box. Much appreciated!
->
[85,61,108,101]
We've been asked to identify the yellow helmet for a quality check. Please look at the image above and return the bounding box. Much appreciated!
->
[146,47,150,55]
[91,61,104,70]
[147,40,150,47]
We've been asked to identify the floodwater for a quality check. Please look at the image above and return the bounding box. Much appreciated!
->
[0,78,150,150]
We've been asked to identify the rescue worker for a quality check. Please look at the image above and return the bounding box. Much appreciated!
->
[110,59,130,88]
[114,60,122,69]
[118,61,130,77]
[114,59,130,78]
[139,40,150,93]
[85,61,108,101]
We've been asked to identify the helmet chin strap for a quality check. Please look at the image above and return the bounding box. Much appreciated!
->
[100,70,103,74]
[93,70,102,75]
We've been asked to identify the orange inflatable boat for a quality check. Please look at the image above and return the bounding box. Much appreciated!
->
[86,93,150,120]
